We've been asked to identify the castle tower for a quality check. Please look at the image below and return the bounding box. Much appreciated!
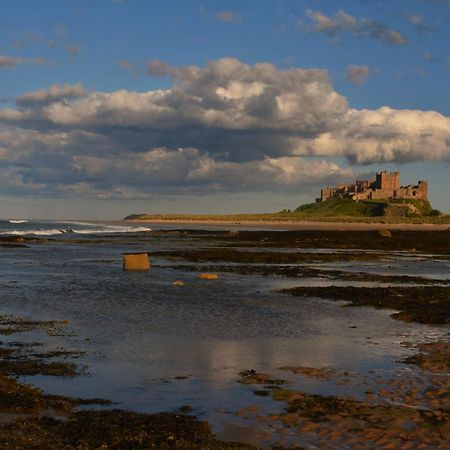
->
[376,171,400,192]
[416,180,428,200]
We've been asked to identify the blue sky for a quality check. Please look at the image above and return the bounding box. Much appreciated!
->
[0,0,449,219]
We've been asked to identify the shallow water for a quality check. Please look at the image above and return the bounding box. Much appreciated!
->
[0,222,448,445]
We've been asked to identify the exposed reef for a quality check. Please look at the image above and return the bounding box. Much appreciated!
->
[153,248,385,264]
[0,313,257,449]
[238,342,450,450]
[160,263,449,285]
[281,286,450,325]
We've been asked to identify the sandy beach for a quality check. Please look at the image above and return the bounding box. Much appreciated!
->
[124,218,450,231]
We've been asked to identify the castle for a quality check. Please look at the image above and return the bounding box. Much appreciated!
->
[317,171,428,203]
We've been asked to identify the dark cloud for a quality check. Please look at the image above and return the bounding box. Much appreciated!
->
[306,9,408,45]
[346,65,371,85]
[15,83,87,107]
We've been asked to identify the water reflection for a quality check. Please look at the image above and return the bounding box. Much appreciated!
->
[0,229,447,438]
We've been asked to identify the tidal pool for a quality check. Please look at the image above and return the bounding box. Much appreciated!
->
[0,225,448,446]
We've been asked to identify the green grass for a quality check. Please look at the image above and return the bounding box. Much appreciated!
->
[123,196,449,224]
[388,198,434,215]
[295,198,386,217]
[123,211,450,225]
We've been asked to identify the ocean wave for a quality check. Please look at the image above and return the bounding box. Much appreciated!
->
[72,226,152,234]
[0,229,64,236]
[0,226,152,236]
[8,220,28,224]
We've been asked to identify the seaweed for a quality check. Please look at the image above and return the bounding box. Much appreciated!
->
[282,285,450,324]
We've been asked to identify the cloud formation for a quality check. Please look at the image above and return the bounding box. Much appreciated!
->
[0,58,449,199]
[16,83,87,107]
[346,65,371,85]
[408,14,433,34]
[0,54,44,69]
[306,9,408,45]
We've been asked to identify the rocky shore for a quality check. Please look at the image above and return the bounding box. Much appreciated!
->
[1,227,449,448]
[0,313,256,449]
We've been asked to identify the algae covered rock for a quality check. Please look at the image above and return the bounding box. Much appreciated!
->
[378,229,392,237]
[197,273,219,280]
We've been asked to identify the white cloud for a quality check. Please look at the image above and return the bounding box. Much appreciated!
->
[0,58,449,199]
[295,107,450,164]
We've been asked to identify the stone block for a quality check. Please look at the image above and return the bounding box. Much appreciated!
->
[123,253,150,270]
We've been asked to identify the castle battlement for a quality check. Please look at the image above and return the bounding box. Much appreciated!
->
[317,171,428,203]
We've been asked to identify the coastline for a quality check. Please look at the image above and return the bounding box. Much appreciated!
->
[122,218,450,231]
[1,226,449,448]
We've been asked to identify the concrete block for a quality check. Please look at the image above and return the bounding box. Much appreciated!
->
[123,253,150,270]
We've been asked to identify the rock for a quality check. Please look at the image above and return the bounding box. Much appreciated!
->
[197,273,219,280]
[123,253,150,271]
[378,229,392,238]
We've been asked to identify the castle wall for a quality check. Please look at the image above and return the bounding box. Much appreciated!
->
[321,188,334,202]
[369,189,393,200]
[396,181,428,200]
[317,172,427,203]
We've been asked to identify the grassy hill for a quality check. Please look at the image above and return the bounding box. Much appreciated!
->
[123,198,449,224]
[295,198,386,217]
[295,198,437,218]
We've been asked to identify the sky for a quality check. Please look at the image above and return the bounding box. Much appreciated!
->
[0,0,449,219]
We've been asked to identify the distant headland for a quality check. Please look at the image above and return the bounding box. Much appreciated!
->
[123,170,449,227]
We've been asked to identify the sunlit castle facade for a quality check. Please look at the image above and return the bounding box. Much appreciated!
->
[317,171,428,203]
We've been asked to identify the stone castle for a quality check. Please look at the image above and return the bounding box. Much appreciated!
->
[317,171,428,203]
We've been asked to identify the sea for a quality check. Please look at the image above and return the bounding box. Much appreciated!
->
[0,218,153,236]
[0,218,448,445]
